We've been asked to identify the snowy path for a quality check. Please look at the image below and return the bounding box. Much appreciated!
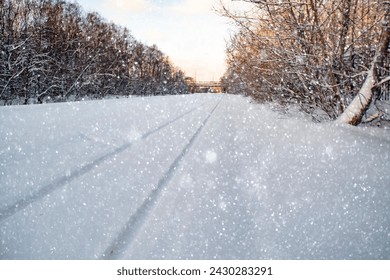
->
[0,94,389,259]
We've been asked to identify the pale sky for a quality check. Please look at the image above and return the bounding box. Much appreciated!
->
[73,0,252,81]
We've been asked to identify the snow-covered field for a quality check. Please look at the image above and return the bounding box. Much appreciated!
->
[0,93,389,259]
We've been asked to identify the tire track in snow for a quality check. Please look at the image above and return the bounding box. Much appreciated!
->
[101,96,223,259]
[141,102,207,140]
[0,102,206,223]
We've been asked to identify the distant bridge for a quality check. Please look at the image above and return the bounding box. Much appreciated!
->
[186,81,225,93]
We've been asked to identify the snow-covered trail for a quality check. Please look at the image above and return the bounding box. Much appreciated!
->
[0,94,389,259]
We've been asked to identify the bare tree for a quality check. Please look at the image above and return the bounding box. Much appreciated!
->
[220,0,389,124]
[0,0,189,105]
[337,0,390,124]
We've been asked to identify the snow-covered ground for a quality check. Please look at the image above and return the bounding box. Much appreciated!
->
[0,93,389,259]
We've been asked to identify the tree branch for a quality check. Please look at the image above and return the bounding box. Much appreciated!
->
[375,76,390,87]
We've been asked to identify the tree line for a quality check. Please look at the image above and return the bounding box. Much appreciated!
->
[0,0,189,105]
[220,0,390,125]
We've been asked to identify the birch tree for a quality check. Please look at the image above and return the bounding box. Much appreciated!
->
[337,0,390,125]
[220,0,389,124]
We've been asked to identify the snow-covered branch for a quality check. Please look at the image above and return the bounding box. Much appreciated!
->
[375,76,390,87]
[0,0,189,105]
[220,0,389,123]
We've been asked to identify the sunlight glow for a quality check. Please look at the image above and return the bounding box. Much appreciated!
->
[74,0,252,81]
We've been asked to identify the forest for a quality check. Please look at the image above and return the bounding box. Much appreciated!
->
[220,0,390,125]
[0,0,189,105]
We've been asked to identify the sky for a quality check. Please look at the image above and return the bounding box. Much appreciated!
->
[73,0,252,81]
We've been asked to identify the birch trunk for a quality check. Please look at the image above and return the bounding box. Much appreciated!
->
[337,1,390,125]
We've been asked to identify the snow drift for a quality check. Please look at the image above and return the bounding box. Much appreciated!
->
[0,94,389,259]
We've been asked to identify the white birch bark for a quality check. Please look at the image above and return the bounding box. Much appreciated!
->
[336,66,376,125]
[337,1,390,125]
